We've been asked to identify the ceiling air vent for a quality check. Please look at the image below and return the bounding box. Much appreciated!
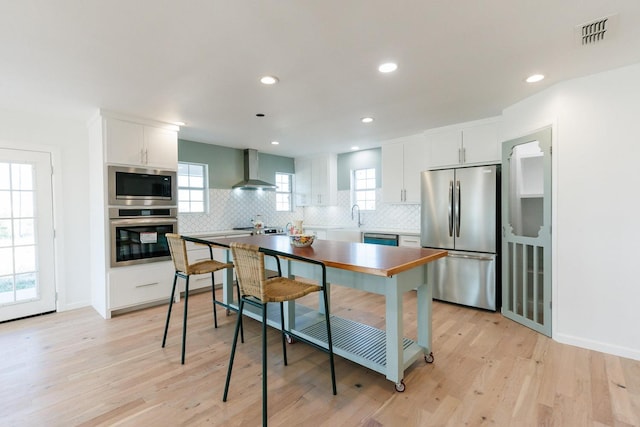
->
[576,14,618,46]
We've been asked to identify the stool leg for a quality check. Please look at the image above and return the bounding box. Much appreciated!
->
[162,272,178,348]
[321,286,337,395]
[211,272,218,328]
[262,303,268,427]
[237,283,244,344]
[181,276,190,365]
[280,301,288,366]
[223,299,244,402]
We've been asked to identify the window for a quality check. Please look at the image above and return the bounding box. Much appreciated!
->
[353,168,376,210]
[178,162,208,213]
[275,172,292,211]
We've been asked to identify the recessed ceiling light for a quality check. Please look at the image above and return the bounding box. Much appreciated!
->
[361,117,374,123]
[271,141,279,145]
[351,146,359,151]
[260,75,279,85]
[378,62,398,73]
[526,74,545,83]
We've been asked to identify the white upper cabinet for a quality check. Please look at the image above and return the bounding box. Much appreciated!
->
[426,119,500,169]
[425,129,462,168]
[105,117,178,170]
[295,154,337,206]
[382,134,427,204]
[143,126,178,170]
[294,157,312,206]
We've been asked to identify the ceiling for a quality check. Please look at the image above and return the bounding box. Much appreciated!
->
[2,1,640,158]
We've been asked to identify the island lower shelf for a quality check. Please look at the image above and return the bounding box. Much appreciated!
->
[236,302,426,380]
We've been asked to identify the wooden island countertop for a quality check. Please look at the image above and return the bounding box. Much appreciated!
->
[194,234,447,278]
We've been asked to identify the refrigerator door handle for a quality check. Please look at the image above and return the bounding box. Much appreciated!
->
[448,252,495,261]
[448,180,454,237]
[455,180,461,237]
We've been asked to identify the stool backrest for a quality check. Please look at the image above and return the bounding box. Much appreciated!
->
[230,242,267,301]
[166,233,189,273]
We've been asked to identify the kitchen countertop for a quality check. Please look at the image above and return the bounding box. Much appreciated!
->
[183,227,421,239]
[303,224,420,236]
[182,229,255,238]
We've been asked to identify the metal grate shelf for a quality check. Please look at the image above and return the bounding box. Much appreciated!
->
[295,316,423,376]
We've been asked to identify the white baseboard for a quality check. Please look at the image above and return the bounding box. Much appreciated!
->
[555,332,640,361]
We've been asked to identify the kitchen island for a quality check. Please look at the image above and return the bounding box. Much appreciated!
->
[184,234,446,390]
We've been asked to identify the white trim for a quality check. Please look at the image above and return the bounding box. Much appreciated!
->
[555,332,640,361]
[0,143,61,317]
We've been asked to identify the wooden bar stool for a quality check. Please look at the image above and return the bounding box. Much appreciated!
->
[223,242,337,427]
[162,233,240,364]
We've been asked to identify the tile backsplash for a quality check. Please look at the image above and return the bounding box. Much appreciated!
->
[178,189,304,232]
[178,188,421,233]
[303,189,421,231]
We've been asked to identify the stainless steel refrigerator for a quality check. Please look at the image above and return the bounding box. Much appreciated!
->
[420,165,500,310]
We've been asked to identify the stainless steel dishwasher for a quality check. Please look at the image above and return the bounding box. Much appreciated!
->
[362,232,399,246]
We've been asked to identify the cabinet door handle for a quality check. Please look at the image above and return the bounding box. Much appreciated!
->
[462,147,466,163]
[140,148,145,164]
[136,282,159,288]
[458,148,462,164]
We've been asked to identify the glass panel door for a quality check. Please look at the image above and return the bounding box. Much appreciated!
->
[501,128,552,336]
[0,149,55,322]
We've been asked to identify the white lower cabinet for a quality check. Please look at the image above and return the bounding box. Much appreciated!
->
[108,261,175,310]
[304,228,327,240]
[326,229,362,242]
[399,235,421,248]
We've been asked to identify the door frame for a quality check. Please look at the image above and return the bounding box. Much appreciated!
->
[0,141,62,317]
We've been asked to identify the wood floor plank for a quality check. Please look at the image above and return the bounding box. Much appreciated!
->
[1,287,639,426]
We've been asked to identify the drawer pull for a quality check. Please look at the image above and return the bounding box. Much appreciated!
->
[135,282,159,288]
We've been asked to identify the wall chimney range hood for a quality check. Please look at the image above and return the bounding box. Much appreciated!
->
[232,149,277,190]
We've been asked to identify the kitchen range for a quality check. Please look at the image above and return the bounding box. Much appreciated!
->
[232,226,286,235]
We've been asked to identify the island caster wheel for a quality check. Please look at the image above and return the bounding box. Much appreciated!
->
[226,308,231,316]
[285,334,295,344]
[394,380,406,392]
[424,352,434,364]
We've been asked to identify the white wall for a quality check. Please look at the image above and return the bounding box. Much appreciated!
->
[502,62,640,360]
[0,109,91,311]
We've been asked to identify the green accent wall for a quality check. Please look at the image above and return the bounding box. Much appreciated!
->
[178,139,294,189]
[336,148,381,191]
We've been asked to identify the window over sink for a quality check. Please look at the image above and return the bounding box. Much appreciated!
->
[352,168,376,210]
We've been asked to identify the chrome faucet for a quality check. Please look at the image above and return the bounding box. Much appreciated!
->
[351,204,362,227]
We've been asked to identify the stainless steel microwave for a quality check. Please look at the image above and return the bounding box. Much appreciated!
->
[108,165,177,206]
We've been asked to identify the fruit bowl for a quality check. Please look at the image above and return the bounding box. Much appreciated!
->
[289,234,315,248]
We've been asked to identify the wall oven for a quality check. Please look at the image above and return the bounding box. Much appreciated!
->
[109,207,177,267]
[108,165,177,206]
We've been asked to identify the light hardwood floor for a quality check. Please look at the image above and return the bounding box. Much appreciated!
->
[1,287,639,426]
